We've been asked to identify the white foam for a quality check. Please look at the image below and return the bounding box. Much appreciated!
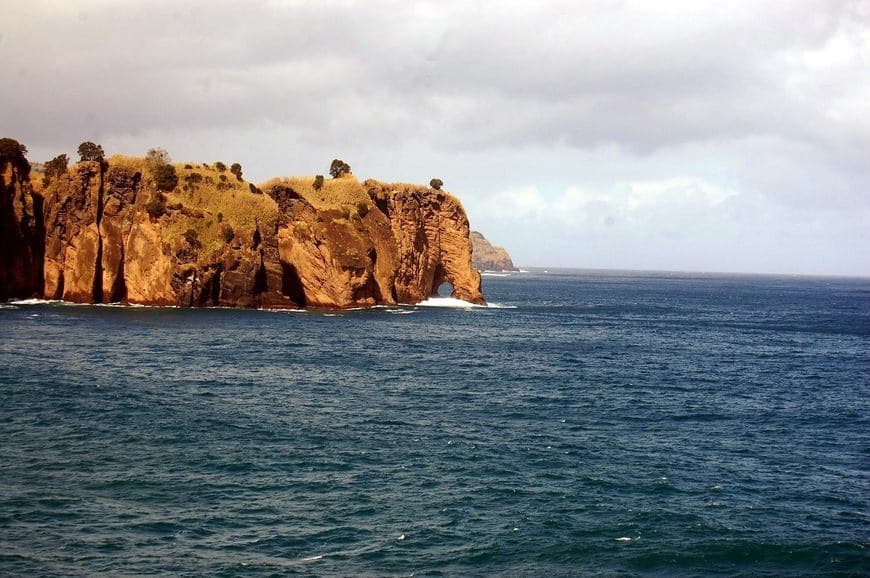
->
[397,534,406,541]
[414,297,515,309]
[301,555,323,562]
[616,537,632,542]
[9,298,61,305]
[481,272,511,277]
[415,297,484,308]
[386,309,416,315]
[0,304,18,310]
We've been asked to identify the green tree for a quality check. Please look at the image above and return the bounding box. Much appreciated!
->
[430,178,443,190]
[230,162,242,180]
[43,154,69,186]
[77,141,104,163]
[0,137,30,176]
[329,159,351,179]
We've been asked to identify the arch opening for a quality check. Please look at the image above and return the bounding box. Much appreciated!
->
[435,281,454,297]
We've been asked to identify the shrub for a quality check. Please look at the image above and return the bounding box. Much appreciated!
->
[217,212,223,223]
[215,161,227,172]
[184,164,193,169]
[183,228,199,246]
[219,174,227,182]
[77,141,104,163]
[145,193,166,219]
[145,148,170,171]
[430,178,443,190]
[249,183,261,195]
[329,159,351,179]
[312,174,324,190]
[221,224,235,243]
[230,163,242,180]
[153,163,178,192]
[356,201,369,218]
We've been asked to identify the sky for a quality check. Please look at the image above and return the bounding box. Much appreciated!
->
[3,0,868,275]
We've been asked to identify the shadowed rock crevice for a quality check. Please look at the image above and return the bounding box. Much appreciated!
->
[281,263,307,307]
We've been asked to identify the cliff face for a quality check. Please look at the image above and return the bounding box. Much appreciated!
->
[1,150,485,308]
[470,231,518,272]
[367,181,484,304]
[41,159,295,308]
[0,158,43,301]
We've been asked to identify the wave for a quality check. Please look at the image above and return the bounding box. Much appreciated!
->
[5,297,515,312]
[481,272,511,277]
[9,298,64,305]
[414,297,487,308]
[413,297,517,309]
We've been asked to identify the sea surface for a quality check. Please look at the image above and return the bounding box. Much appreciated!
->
[1,270,868,577]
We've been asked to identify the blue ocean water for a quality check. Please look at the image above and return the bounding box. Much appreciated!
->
[1,270,868,577]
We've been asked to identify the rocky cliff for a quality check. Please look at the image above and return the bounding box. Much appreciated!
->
[0,144,43,301]
[0,142,485,308]
[470,231,518,272]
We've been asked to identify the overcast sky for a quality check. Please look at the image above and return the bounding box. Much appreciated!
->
[3,0,868,275]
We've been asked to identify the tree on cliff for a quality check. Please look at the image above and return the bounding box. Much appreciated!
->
[145,148,171,172]
[430,178,443,190]
[77,141,104,163]
[329,159,351,179]
[153,164,179,192]
[43,154,69,186]
[230,163,243,181]
[0,138,30,176]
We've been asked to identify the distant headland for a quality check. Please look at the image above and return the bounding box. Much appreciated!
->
[0,138,485,309]
[470,231,518,272]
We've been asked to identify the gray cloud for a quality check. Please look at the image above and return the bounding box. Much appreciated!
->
[2,0,868,274]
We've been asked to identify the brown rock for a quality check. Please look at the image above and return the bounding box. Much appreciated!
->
[2,147,487,309]
[366,181,485,304]
[470,231,518,272]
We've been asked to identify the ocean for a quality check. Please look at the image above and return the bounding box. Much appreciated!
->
[1,270,868,576]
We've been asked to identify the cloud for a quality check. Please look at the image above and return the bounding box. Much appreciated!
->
[466,177,737,233]
[1,0,867,274]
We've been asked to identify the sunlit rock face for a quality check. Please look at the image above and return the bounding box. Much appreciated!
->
[1,150,485,309]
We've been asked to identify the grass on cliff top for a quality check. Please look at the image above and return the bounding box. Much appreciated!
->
[259,174,371,212]
[153,161,279,261]
[364,179,463,206]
